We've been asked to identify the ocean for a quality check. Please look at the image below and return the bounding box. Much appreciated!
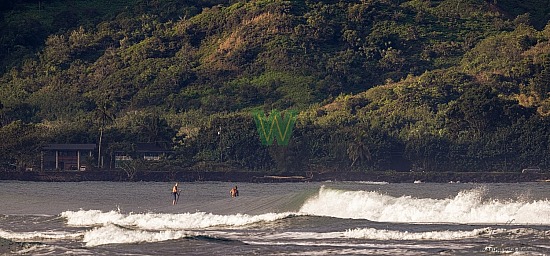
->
[1,180,549,255]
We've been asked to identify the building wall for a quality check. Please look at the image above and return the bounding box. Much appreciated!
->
[42,150,93,170]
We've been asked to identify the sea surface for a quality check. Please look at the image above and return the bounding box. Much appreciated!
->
[1,180,549,255]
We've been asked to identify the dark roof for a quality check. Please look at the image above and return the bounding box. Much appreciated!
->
[44,144,96,150]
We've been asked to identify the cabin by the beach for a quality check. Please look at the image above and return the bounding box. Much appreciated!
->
[42,144,96,171]
[114,142,172,168]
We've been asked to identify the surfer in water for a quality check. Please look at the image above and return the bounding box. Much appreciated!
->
[230,186,239,198]
[172,183,180,205]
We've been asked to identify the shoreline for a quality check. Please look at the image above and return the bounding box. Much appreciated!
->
[1,170,549,183]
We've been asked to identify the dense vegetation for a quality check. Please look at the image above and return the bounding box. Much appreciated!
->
[1,0,550,173]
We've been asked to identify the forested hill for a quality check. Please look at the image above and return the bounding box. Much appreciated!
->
[1,0,550,173]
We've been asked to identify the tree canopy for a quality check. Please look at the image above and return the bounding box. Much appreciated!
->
[1,0,550,173]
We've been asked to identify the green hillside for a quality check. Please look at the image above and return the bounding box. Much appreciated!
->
[1,0,550,173]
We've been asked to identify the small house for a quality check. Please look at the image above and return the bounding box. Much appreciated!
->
[114,142,172,168]
[42,144,96,171]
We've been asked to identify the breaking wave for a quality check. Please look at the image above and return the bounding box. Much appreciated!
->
[3,226,548,247]
[0,227,214,247]
[61,210,297,230]
[0,229,81,241]
[344,227,491,240]
[299,186,550,224]
[83,225,197,246]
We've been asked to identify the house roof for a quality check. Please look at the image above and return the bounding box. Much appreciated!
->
[113,143,173,154]
[44,144,96,150]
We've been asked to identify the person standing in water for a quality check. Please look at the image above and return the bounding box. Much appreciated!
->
[172,183,180,205]
[230,186,239,198]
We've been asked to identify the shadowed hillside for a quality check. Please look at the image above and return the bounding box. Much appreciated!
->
[1,0,549,175]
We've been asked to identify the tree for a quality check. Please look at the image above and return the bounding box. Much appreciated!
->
[0,121,45,170]
[93,102,115,168]
[118,158,145,181]
[347,137,371,167]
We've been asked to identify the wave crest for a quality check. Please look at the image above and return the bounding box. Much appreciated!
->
[61,210,296,229]
[344,227,491,240]
[83,225,195,246]
[299,187,550,224]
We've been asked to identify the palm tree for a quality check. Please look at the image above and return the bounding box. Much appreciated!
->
[93,102,115,168]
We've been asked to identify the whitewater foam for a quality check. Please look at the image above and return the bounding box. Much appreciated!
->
[344,227,491,240]
[210,227,549,243]
[61,210,297,229]
[299,187,550,224]
[346,181,389,185]
[0,229,82,241]
[82,225,195,246]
